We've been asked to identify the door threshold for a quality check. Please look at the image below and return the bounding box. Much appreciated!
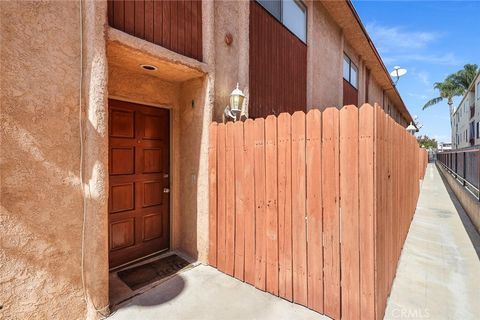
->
[109,248,169,273]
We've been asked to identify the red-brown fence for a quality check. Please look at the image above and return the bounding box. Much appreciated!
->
[419,148,428,180]
[208,104,426,320]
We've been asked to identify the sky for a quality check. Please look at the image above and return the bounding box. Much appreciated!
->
[352,0,480,143]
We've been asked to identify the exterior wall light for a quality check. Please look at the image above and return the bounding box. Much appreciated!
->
[224,83,245,122]
[406,122,416,135]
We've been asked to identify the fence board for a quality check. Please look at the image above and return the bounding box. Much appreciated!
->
[306,109,323,313]
[225,123,236,276]
[208,123,218,266]
[216,124,227,273]
[277,113,293,301]
[359,104,375,320]
[254,118,267,291]
[234,122,245,280]
[321,107,341,319]
[291,111,308,306]
[244,119,256,285]
[265,115,279,295]
[386,116,394,294]
[340,105,360,319]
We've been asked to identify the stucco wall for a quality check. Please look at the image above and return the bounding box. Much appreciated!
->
[213,0,249,121]
[178,77,210,261]
[0,1,87,318]
[307,0,343,109]
[369,76,385,108]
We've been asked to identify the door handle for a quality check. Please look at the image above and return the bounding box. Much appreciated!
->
[163,188,170,193]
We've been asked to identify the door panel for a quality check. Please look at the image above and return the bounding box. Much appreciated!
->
[109,99,170,268]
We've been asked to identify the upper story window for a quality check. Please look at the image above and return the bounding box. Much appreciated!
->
[343,54,358,89]
[477,81,480,100]
[257,0,307,42]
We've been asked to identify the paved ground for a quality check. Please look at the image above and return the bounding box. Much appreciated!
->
[384,163,480,320]
[108,264,329,320]
[108,163,480,320]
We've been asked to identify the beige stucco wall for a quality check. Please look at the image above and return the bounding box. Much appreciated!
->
[306,0,343,109]
[81,0,110,317]
[369,75,385,108]
[0,1,88,318]
[306,1,385,112]
[212,0,249,121]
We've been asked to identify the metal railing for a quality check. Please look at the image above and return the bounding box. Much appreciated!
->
[437,149,480,200]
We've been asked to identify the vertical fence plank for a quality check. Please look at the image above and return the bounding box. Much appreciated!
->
[225,122,236,276]
[374,105,383,320]
[359,104,375,320]
[265,115,279,295]
[278,113,293,301]
[208,123,218,267]
[322,107,341,320]
[244,119,256,285]
[386,118,392,293]
[306,109,323,313]
[216,124,227,273]
[254,118,267,291]
[340,105,360,319]
[292,111,307,306]
[234,121,245,280]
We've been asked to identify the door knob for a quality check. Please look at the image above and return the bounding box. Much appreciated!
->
[163,188,170,193]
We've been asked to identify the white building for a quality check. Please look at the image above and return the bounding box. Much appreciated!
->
[438,142,452,152]
[452,72,480,149]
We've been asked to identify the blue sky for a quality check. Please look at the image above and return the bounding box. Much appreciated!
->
[353,0,480,143]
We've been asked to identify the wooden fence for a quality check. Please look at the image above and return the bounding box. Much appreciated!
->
[208,104,426,320]
[419,148,428,180]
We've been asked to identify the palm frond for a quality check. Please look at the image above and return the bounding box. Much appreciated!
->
[423,97,443,110]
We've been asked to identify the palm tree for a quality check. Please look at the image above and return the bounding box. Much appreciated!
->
[422,64,478,115]
[453,63,478,91]
[422,74,464,115]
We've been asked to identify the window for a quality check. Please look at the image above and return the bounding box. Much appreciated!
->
[477,82,480,100]
[477,122,480,139]
[343,54,358,88]
[257,0,307,42]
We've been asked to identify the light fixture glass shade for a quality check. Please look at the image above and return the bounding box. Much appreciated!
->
[230,83,245,113]
[406,122,416,135]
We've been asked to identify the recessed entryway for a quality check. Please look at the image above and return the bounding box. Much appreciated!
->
[108,99,171,269]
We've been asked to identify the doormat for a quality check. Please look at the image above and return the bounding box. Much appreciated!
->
[117,254,190,291]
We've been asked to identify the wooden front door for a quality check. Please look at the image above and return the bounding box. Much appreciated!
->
[108,99,170,268]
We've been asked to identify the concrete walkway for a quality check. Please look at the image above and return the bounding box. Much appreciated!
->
[384,163,480,320]
[108,264,329,320]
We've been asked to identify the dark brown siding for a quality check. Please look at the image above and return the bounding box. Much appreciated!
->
[249,1,307,119]
[343,79,358,106]
[365,68,370,103]
[108,0,203,61]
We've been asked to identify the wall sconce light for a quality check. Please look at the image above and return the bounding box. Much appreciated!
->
[224,83,245,122]
[406,122,416,135]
